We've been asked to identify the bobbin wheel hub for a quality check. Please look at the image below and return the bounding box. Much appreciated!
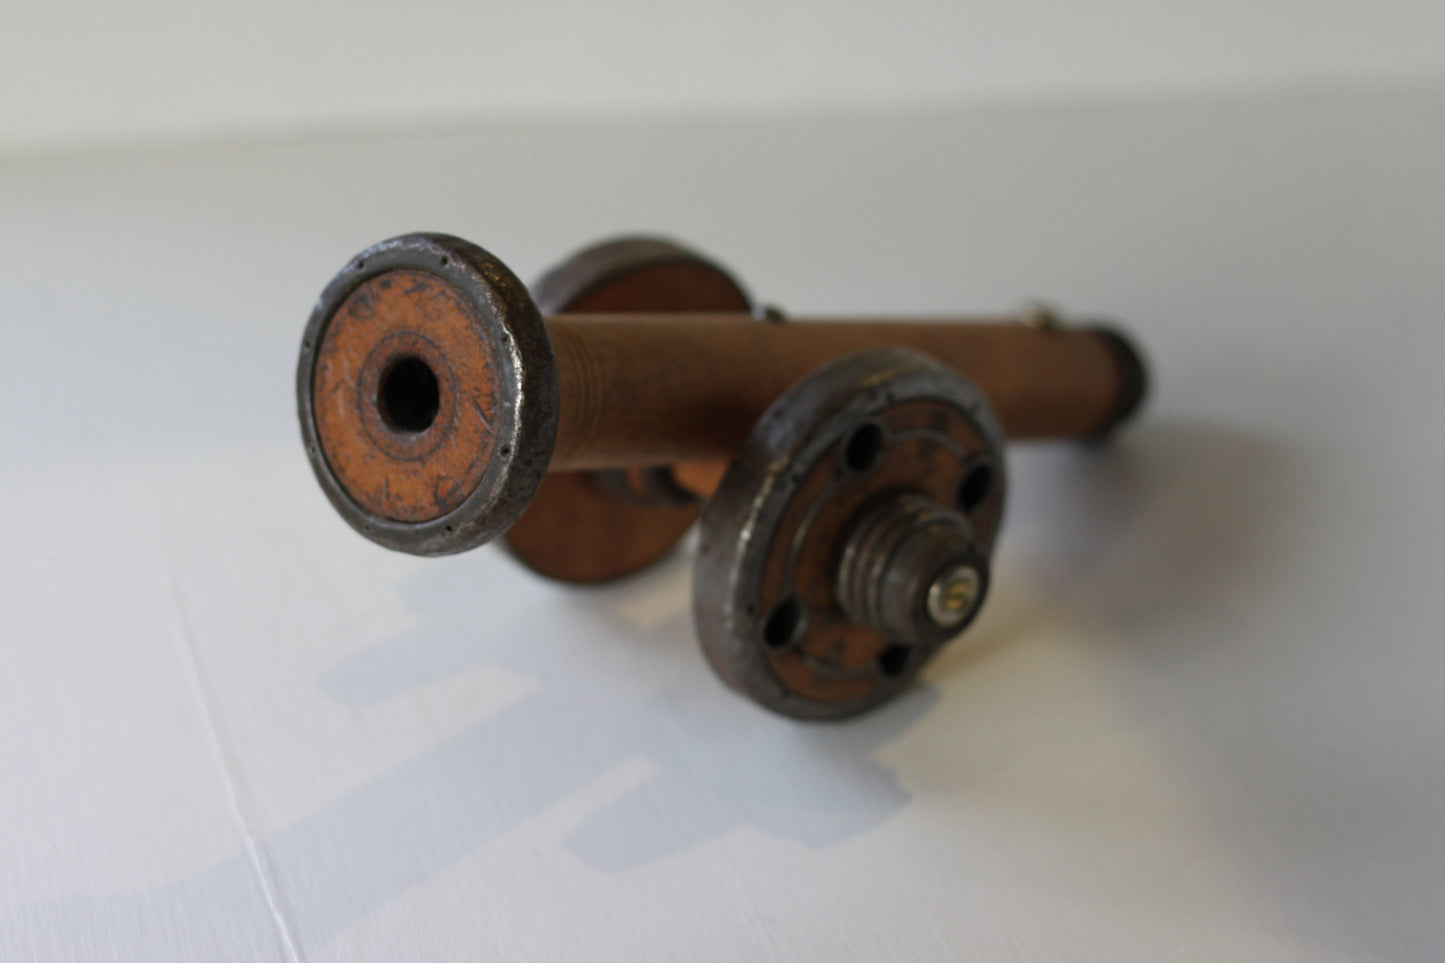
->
[694,348,1007,720]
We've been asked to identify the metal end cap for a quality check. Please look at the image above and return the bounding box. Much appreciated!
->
[297,233,558,556]
[1084,322,1149,440]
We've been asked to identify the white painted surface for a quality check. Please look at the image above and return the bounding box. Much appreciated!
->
[1,85,1443,960]
[2,1,1445,153]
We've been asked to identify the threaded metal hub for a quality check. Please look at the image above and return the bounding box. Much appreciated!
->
[834,493,989,646]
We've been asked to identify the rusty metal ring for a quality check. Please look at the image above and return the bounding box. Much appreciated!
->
[297,233,557,556]
[694,347,1006,720]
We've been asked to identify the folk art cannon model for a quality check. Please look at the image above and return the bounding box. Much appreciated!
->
[297,233,1146,720]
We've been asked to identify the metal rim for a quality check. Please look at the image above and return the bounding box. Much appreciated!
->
[693,347,1006,720]
[531,235,752,315]
[296,233,557,556]
[1081,322,1150,442]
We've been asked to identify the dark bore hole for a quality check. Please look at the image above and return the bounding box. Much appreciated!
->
[844,421,885,473]
[958,462,994,513]
[877,643,911,678]
[377,355,440,434]
[763,596,804,649]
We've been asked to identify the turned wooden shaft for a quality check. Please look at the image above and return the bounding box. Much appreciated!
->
[547,314,1141,471]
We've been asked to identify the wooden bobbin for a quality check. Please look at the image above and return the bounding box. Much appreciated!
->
[502,237,752,582]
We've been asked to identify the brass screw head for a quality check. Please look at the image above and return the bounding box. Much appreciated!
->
[926,564,982,628]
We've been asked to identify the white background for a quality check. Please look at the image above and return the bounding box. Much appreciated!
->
[1,7,1443,962]
[2,0,1445,152]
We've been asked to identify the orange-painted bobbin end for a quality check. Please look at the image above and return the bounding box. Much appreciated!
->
[298,233,557,556]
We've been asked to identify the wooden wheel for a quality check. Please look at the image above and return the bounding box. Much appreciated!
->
[503,237,753,582]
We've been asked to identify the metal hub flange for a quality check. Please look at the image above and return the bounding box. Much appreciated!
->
[694,348,1006,720]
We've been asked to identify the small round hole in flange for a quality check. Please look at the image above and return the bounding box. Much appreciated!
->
[762,596,805,649]
[377,355,441,434]
[877,643,911,678]
[843,421,885,473]
[957,462,994,513]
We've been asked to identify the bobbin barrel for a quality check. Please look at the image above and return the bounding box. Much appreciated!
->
[297,233,1146,556]
[547,315,1142,471]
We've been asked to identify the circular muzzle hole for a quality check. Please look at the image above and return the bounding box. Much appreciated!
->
[377,355,441,434]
